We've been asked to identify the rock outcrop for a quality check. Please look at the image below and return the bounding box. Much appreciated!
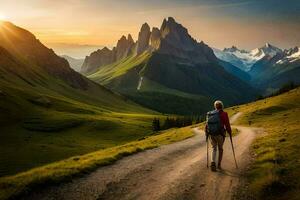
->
[136,23,151,54]
[115,34,135,60]
[81,34,136,74]
[157,17,217,63]
[150,27,161,50]
[82,17,218,74]
[81,47,116,74]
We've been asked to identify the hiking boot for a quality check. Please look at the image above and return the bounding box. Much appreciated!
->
[210,162,216,172]
[217,164,222,170]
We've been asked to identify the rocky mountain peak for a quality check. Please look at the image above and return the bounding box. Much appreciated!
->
[140,23,150,32]
[101,47,111,52]
[251,43,282,58]
[285,46,299,57]
[263,43,280,50]
[223,46,249,54]
[127,34,134,43]
[155,17,217,63]
[150,27,161,50]
[115,34,135,60]
[160,17,186,37]
[116,35,128,47]
[82,33,137,74]
[82,17,218,73]
[137,23,151,54]
[159,17,196,51]
[224,46,239,52]
[160,19,167,31]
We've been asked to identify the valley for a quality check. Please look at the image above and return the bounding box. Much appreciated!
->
[0,21,159,177]
[0,10,299,200]
[85,17,258,114]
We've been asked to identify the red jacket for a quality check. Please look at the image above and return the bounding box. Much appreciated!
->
[205,109,232,136]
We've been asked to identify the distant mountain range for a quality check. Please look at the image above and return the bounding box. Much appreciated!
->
[61,55,84,72]
[213,43,283,72]
[84,17,258,114]
[47,43,105,59]
[1,18,298,116]
[213,44,300,92]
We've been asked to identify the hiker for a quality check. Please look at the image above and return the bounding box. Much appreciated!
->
[205,100,232,171]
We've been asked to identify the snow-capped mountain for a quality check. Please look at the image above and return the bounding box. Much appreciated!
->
[214,43,299,92]
[250,43,282,59]
[213,43,283,71]
[249,45,300,91]
[213,48,247,71]
[276,47,300,64]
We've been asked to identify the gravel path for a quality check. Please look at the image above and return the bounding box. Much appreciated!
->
[22,113,258,200]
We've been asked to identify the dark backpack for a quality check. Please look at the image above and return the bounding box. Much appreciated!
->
[206,110,223,136]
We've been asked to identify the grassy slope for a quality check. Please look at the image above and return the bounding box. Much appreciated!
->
[0,77,158,176]
[88,52,151,84]
[125,77,213,115]
[88,53,217,114]
[0,125,196,200]
[0,49,159,177]
[227,87,300,199]
[250,57,300,92]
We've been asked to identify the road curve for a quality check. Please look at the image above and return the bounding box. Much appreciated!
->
[22,113,258,200]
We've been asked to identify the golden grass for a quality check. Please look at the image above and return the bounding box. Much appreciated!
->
[0,125,196,200]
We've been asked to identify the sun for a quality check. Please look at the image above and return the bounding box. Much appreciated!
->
[0,12,7,21]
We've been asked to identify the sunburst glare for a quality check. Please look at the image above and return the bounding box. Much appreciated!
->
[0,12,7,20]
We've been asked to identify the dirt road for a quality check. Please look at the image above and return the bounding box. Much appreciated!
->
[23,113,259,200]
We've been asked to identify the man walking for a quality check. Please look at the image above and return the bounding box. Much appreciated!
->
[205,100,232,171]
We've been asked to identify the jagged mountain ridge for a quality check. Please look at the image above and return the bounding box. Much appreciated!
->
[81,34,135,74]
[87,17,258,114]
[213,43,283,72]
[214,43,300,91]
[82,17,218,75]
[249,46,300,91]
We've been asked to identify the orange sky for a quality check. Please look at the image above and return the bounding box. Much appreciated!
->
[1,0,299,50]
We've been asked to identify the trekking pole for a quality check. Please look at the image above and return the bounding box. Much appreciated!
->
[230,136,238,169]
[206,135,209,168]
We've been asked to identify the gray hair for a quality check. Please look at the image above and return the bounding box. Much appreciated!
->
[214,100,224,110]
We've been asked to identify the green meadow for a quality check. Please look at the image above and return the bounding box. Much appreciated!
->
[228,87,300,199]
[0,60,160,177]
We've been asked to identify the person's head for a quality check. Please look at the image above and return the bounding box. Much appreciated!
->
[214,100,224,110]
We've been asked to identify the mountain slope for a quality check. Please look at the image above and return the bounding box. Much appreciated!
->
[218,59,251,82]
[0,21,89,89]
[81,34,136,75]
[229,87,300,199]
[214,43,282,72]
[249,47,300,91]
[0,21,158,176]
[87,17,258,114]
[214,43,300,93]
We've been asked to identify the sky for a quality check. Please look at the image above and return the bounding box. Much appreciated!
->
[0,0,300,53]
